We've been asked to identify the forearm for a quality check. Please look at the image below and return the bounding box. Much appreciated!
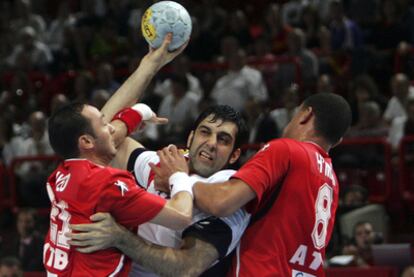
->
[194,179,256,217]
[116,231,213,277]
[154,192,193,229]
[101,60,158,119]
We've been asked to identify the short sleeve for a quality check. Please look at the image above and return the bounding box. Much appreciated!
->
[232,139,290,208]
[128,149,159,189]
[97,172,166,228]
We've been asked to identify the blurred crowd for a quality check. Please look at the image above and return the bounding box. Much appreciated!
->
[2,0,414,274]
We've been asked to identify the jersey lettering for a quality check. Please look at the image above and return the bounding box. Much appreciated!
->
[289,245,323,271]
[311,184,333,250]
[45,200,71,270]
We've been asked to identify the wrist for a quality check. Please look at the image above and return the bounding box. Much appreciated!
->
[169,172,195,199]
[112,107,142,135]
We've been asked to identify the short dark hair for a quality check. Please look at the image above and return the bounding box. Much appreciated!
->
[192,105,249,149]
[48,102,95,159]
[303,93,352,145]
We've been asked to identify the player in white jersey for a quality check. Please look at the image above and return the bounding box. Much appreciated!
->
[69,105,251,276]
[129,151,249,276]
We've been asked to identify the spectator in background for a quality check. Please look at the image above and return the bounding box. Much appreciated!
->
[286,27,319,90]
[384,73,414,124]
[342,221,382,267]
[0,209,43,271]
[389,98,414,150]
[317,74,334,94]
[158,74,198,145]
[342,185,369,208]
[10,0,46,36]
[270,84,300,134]
[154,55,203,103]
[0,257,23,277]
[328,0,363,52]
[298,4,322,49]
[6,26,53,71]
[211,49,268,112]
[348,74,386,125]
[15,111,54,207]
[347,101,388,138]
[244,98,279,144]
[263,3,293,55]
[70,71,94,102]
[46,1,76,52]
[224,10,252,48]
[49,93,69,115]
[90,89,110,110]
[92,62,120,96]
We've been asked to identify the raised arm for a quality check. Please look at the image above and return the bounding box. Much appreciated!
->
[101,34,186,119]
[69,213,218,277]
[101,34,187,147]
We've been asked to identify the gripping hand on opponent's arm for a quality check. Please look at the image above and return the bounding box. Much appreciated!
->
[67,213,125,253]
[151,145,189,193]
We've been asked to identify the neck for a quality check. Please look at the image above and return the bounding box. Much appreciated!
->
[80,152,109,166]
[303,137,331,153]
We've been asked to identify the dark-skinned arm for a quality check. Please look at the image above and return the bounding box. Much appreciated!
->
[193,179,256,217]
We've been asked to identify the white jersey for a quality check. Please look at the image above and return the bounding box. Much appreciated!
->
[126,149,251,277]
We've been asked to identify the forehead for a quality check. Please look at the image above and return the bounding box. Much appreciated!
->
[196,114,238,138]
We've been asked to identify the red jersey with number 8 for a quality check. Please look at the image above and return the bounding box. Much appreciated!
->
[229,139,339,277]
[43,159,166,276]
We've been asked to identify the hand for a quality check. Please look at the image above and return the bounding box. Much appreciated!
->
[66,213,126,253]
[132,103,168,125]
[152,145,189,192]
[141,33,188,71]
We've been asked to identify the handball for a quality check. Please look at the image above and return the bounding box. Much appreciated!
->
[141,1,192,51]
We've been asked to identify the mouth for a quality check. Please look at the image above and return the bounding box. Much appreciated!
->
[199,150,214,162]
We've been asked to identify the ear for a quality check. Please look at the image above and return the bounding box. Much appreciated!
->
[228,148,241,165]
[78,134,95,151]
[299,106,313,125]
[186,131,194,149]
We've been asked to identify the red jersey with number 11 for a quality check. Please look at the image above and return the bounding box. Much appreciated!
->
[229,139,339,277]
[43,159,166,276]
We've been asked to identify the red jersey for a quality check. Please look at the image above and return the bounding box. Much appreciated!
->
[43,159,166,277]
[229,139,339,277]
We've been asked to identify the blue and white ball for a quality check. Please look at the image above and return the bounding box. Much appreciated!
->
[141,1,192,51]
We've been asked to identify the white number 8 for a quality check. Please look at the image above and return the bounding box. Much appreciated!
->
[311,184,333,250]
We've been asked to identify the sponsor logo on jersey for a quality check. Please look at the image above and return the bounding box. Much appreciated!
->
[292,269,316,277]
[56,172,71,192]
[115,180,129,196]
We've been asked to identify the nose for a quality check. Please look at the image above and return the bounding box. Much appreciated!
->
[205,134,217,149]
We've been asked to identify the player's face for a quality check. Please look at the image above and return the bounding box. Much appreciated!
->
[187,114,239,177]
[82,105,116,164]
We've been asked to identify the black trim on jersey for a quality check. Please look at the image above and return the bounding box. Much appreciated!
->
[127,148,149,172]
[127,147,149,189]
[182,216,232,258]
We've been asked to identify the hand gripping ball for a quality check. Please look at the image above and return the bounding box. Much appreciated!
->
[141,1,192,51]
